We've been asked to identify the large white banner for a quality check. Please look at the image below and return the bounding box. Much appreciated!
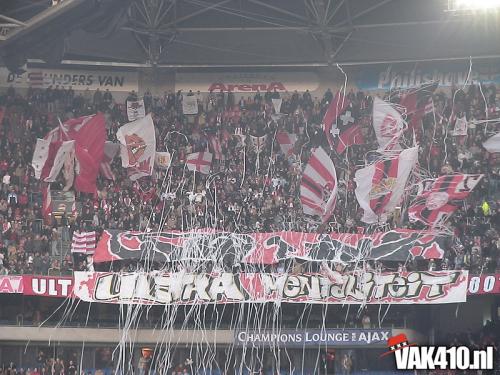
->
[175,72,319,93]
[0,67,138,92]
[73,270,468,305]
[182,95,198,115]
[117,114,156,172]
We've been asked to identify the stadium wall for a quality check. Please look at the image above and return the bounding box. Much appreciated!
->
[3,58,500,100]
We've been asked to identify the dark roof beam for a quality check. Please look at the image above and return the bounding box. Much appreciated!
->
[0,14,27,26]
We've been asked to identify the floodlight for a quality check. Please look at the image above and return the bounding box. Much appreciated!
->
[448,0,500,11]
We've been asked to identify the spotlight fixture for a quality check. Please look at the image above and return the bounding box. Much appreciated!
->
[447,0,500,12]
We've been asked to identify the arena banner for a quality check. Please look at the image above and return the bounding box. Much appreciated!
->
[92,229,449,264]
[356,62,500,91]
[467,274,500,295]
[72,271,468,305]
[175,72,319,93]
[22,275,74,298]
[235,329,391,347]
[0,276,23,294]
[0,67,138,92]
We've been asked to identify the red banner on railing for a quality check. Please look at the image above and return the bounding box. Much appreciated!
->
[466,274,500,295]
[0,276,23,294]
[22,275,73,298]
[1,274,499,298]
[72,271,469,305]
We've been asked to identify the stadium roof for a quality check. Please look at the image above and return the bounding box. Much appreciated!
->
[2,0,500,70]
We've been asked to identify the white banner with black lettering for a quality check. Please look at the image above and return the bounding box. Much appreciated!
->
[0,67,138,92]
[73,270,468,305]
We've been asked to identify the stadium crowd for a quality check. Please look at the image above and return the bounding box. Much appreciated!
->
[0,82,498,276]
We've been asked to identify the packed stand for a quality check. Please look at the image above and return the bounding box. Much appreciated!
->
[0,82,498,276]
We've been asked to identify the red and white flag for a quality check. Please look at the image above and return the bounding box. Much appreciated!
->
[126,99,145,121]
[483,132,500,153]
[355,147,418,224]
[300,147,338,223]
[32,138,52,179]
[35,114,106,194]
[276,131,297,157]
[335,124,364,154]
[373,97,405,151]
[399,81,438,130]
[408,174,483,227]
[186,152,212,174]
[208,135,224,160]
[322,91,350,149]
[117,114,156,177]
[41,140,75,183]
[127,157,154,181]
[99,142,120,180]
[249,135,267,154]
[71,231,97,254]
[62,143,76,191]
[67,114,106,194]
[155,152,171,169]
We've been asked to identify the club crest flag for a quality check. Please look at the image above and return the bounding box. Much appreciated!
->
[408,174,483,227]
[126,99,146,121]
[355,147,418,224]
[182,95,198,115]
[117,114,156,178]
[155,152,171,169]
[373,97,405,151]
[300,147,338,223]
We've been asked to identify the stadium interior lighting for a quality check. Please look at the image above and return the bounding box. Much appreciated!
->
[449,0,500,11]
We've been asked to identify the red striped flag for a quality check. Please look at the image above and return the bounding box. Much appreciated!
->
[208,135,224,160]
[276,131,297,157]
[300,147,338,223]
[408,174,483,227]
[71,231,97,254]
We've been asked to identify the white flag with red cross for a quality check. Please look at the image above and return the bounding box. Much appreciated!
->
[186,152,212,174]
